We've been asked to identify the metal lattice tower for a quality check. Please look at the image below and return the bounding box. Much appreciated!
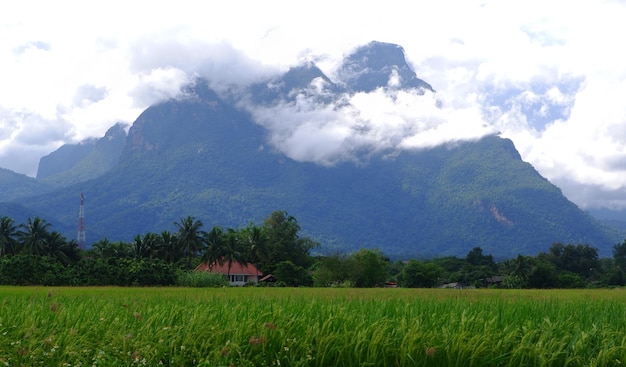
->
[77,192,86,249]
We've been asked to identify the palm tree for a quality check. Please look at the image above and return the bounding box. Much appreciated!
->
[222,228,247,280]
[17,217,51,255]
[91,238,111,259]
[202,225,224,268]
[114,241,133,258]
[41,231,72,265]
[0,216,17,257]
[174,216,206,267]
[132,233,158,260]
[243,224,269,281]
[157,230,182,263]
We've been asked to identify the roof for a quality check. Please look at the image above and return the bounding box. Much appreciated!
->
[195,261,260,276]
[260,274,275,282]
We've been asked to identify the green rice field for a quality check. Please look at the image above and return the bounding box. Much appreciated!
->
[2,287,626,366]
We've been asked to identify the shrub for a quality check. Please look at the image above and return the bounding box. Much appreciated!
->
[177,271,229,287]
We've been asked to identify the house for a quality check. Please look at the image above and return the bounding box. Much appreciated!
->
[195,261,262,286]
[483,275,504,288]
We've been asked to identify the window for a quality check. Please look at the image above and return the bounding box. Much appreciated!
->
[231,275,245,282]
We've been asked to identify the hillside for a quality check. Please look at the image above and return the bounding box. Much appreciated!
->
[2,41,620,258]
[38,123,128,188]
[0,168,51,201]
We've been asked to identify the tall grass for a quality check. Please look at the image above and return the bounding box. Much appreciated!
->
[1,287,626,366]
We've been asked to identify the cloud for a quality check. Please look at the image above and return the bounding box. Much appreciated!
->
[73,84,108,106]
[12,41,51,55]
[128,67,191,107]
[0,108,73,175]
[243,71,496,165]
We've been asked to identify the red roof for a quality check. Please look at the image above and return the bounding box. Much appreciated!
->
[195,261,260,276]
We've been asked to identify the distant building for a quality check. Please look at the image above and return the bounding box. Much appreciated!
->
[195,261,261,286]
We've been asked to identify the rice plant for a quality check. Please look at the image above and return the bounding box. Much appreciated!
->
[1,287,626,366]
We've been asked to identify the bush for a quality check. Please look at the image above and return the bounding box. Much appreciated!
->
[177,271,229,287]
[0,255,71,286]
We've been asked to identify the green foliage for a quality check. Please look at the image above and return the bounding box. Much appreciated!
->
[0,216,17,257]
[312,253,351,287]
[557,272,586,288]
[2,210,626,289]
[547,243,599,277]
[0,168,52,201]
[273,260,313,286]
[4,287,626,366]
[261,210,319,273]
[399,260,443,288]
[176,271,229,287]
[527,261,559,288]
[312,249,391,288]
[466,246,496,269]
[0,255,71,286]
[71,258,128,286]
[614,239,626,271]
[346,249,390,287]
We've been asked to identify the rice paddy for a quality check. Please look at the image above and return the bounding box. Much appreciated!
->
[1,287,626,366]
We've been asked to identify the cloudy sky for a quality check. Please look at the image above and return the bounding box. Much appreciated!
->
[2,0,626,211]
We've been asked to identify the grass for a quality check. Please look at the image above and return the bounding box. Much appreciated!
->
[1,287,626,366]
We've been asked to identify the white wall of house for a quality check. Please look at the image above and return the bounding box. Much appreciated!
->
[227,274,259,286]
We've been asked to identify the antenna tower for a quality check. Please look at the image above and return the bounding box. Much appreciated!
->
[77,192,86,249]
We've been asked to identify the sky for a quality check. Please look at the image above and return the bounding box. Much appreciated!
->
[2,0,626,211]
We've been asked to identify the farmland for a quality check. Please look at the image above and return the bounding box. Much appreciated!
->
[1,287,626,366]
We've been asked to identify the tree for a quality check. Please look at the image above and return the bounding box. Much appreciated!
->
[202,226,224,267]
[242,223,269,281]
[156,230,182,263]
[89,239,132,259]
[131,235,147,260]
[41,231,73,265]
[174,216,206,267]
[132,233,159,260]
[347,249,389,288]
[274,260,313,286]
[548,243,599,278]
[222,228,247,279]
[17,217,51,255]
[262,211,318,273]
[500,254,534,288]
[527,261,558,288]
[466,247,496,269]
[399,260,443,288]
[613,239,626,271]
[90,238,111,259]
[0,216,17,257]
[312,253,350,287]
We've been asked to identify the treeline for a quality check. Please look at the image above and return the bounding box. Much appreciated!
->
[313,243,626,289]
[0,210,317,286]
[2,210,626,288]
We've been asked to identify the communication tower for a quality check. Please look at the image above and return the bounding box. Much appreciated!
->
[77,192,86,249]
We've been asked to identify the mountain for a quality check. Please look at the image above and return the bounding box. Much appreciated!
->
[37,123,128,187]
[1,41,620,258]
[0,167,51,201]
[337,41,434,93]
[36,140,95,179]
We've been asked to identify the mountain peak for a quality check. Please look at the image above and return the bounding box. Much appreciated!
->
[339,41,434,93]
[248,61,339,105]
[104,122,128,140]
